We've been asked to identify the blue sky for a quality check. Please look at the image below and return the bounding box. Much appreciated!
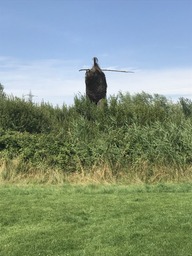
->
[0,0,192,105]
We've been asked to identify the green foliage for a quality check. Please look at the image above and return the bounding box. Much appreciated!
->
[0,96,52,133]
[1,92,192,179]
[0,83,5,98]
[180,97,192,117]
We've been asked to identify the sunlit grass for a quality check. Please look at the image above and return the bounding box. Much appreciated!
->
[0,184,192,255]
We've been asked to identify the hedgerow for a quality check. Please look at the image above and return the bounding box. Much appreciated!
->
[1,90,192,182]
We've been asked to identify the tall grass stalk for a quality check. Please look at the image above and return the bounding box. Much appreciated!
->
[1,92,192,183]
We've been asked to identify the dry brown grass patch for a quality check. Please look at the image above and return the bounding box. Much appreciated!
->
[1,158,192,185]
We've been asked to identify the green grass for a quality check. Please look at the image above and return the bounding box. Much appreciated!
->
[0,184,192,255]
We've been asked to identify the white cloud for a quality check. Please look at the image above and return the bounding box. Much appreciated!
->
[106,68,192,100]
[0,57,84,106]
[1,56,192,106]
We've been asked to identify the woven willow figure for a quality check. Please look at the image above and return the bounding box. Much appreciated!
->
[85,57,107,104]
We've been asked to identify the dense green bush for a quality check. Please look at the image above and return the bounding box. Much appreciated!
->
[1,91,192,178]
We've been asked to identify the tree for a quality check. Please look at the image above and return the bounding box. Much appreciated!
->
[0,83,5,97]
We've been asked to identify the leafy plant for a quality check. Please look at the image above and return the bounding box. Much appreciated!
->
[1,91,192,182]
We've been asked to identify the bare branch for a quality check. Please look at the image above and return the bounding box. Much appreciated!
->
[79,68,134,73]
[79,69,90,72]
[102,69,134,73]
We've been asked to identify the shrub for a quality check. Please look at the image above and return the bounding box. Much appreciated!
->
[1,91,192,182]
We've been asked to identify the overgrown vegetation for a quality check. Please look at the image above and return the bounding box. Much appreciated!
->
[1,87,192,183]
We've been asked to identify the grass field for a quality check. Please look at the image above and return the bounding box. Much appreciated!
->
[0,184,192,256]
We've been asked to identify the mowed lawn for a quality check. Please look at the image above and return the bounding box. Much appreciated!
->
[0,184,192,256]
